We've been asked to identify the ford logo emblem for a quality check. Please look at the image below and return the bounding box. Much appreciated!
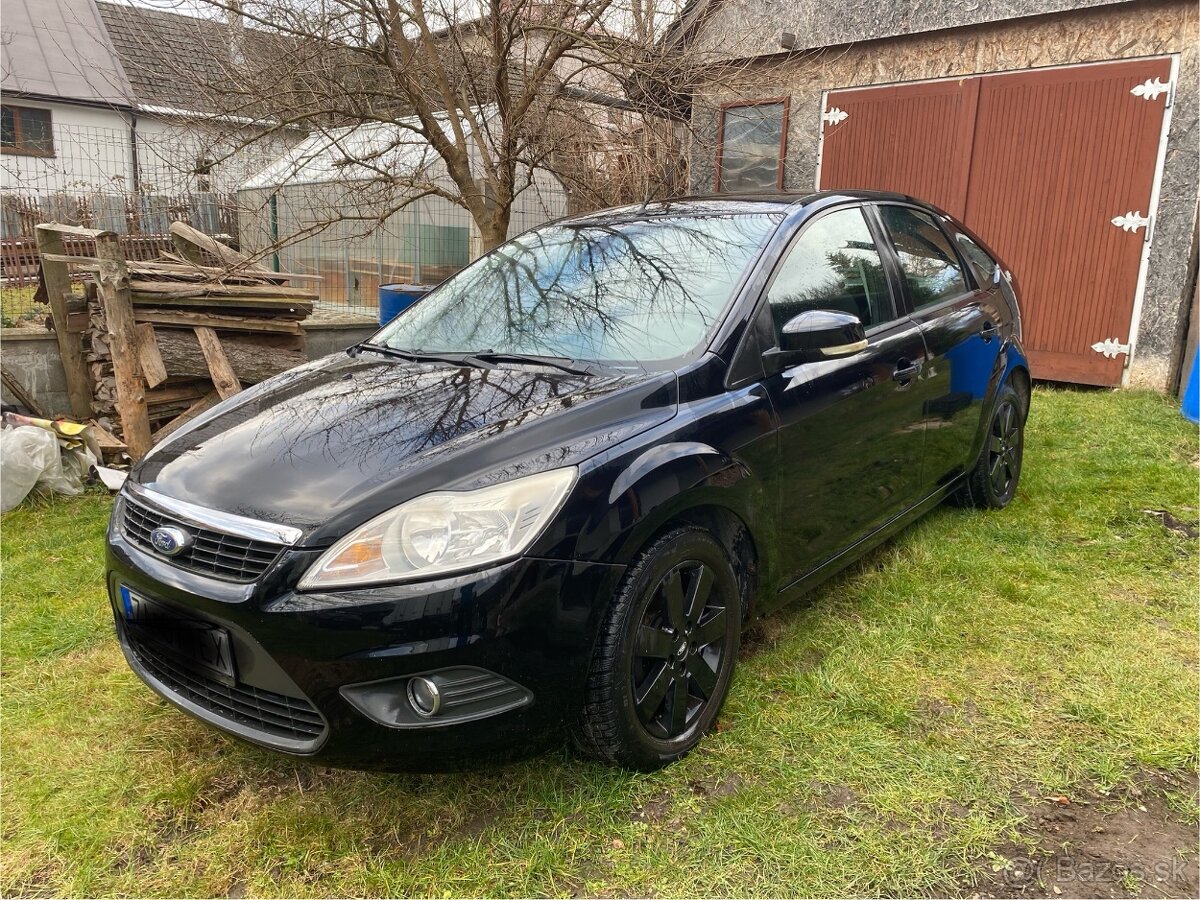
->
[149,526,192,557]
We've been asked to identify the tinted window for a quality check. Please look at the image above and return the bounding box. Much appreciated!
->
[766,207,892,337]
[718,102,786,192]
[379,214,782,365]
[880,206,968,308]
[955,232,999,288]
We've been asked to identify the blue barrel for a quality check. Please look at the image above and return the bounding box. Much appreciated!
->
[1182,350,1199,424]
[379,283,432,326]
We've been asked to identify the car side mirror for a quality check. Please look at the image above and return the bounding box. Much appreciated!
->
[764,309,868,372]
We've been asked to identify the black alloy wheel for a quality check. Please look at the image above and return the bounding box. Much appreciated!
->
[574,526,742,769]
[987,398,1022,501]
[631,560,729,740]
[958,380,1026,509]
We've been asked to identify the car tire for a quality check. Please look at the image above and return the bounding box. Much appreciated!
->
[573,526,742,770]
[956,381,1026,509]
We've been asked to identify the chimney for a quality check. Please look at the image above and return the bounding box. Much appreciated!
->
[228,0,246,67]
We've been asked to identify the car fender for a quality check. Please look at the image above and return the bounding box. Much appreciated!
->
[965,338,1031,466]
[571,439,773,592]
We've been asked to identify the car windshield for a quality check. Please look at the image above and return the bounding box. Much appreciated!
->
[375,213,782,366]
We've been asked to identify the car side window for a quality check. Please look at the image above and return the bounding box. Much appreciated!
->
[879,206,969,309]
[766,207,892,340]
[955,232,1000,288]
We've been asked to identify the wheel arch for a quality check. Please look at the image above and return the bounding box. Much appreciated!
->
[1008,363,1032,419]
[608,498,764,624]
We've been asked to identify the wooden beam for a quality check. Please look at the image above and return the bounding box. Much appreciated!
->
[39,255,323,283]
[131,294,313,314]
[193,327,242,399]
[88,419,127,455]
[36,223,113,239]
[132,309,304,334]
[132,297,314,319]
[169,222,266,271]
[128,280,319,300]
[135,324,168,389]
[95,233,153,460]
[146,382,206,407]
[34,225,94,419]
[152,391,220,444]
[152,328,306,384]
[0,365,47,417]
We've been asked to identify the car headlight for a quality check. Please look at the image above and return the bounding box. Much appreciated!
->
[298,467,578,590]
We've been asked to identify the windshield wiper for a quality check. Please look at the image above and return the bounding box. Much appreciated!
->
[354,343,493,369]
[469,351,599,376]
[355,343,597,375]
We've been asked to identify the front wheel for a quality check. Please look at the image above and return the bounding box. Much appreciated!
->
[957,381,1026,509]
[573,526,742,770]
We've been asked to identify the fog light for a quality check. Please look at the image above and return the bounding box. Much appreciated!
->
[407,676,442,717]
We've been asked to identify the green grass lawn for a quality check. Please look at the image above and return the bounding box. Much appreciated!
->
[1,388,1196,897]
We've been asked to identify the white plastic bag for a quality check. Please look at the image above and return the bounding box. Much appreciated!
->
[0,425,84,512]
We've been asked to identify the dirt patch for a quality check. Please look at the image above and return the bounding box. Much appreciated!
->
[817,782,858,810]
[962,771,1198,898]
[632,793,674,823]
[1142,509,1199,540]
[688,772,745,800]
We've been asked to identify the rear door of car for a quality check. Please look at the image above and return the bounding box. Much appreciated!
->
[751,202,933,587]
[872,202,1005,493]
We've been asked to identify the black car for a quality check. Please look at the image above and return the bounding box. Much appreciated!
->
[106,192,1030,770]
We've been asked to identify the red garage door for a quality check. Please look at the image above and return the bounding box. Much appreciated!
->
[818,58,1172,385]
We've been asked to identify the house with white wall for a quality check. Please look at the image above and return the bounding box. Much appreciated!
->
[1,0,298,236]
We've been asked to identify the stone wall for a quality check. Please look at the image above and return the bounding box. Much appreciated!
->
[685,0,1134,61]
[688,0,1199,390]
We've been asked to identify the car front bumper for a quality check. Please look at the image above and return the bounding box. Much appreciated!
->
[106,523,625,770]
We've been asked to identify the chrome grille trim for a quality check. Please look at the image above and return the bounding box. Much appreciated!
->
[121,497,284,582]
[125,482,303,545]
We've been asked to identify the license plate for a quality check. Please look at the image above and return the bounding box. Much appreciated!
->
[119,586,237,686]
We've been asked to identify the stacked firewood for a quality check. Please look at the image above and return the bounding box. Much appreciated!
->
[36,222,319,462]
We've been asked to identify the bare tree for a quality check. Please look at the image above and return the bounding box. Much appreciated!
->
[125,0,721,254]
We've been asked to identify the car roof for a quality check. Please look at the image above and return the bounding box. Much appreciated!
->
[557,190,934,225]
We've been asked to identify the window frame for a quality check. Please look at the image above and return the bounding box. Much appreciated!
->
[762,202,901,340]
[726,202,903,384]
[872,201,974,314]
[1,104,55,158]
[715,97,790,194]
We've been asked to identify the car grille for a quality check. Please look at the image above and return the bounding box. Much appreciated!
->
[126,628,325,743]
[122,495,283,583]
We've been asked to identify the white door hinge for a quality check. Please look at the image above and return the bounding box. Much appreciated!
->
[822,107,848,126]
[1091,338,1131,359]
[1111,210,1153,241]
[1130,76,1173,106]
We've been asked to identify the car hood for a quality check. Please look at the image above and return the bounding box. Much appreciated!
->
[133,351,676,545]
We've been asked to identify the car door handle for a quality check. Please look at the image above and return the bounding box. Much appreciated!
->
[892,360,922,383]
[980,320,999,342]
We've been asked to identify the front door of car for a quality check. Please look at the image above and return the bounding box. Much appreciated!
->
[874,204,1005,492]
[755,205,933,587]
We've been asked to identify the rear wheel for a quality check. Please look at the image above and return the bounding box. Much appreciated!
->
[573,526,741,770]
[958,381,1025,509]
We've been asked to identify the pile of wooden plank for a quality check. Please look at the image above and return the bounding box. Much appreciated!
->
[35,221,320,462]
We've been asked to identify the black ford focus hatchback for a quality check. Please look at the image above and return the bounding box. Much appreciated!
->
[107,192,1030,770]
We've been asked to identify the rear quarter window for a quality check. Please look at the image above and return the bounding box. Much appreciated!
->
[955,233,1000,288]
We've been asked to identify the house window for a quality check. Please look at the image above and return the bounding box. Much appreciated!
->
[1,105,54,156]
[716,99,788,192]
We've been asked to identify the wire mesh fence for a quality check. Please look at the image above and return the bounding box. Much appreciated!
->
[1,121,569,325]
